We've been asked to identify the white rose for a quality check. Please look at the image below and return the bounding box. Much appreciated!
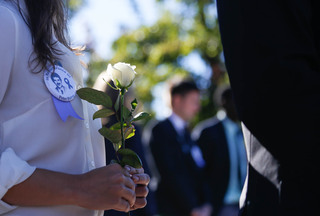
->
[107,62,137,89]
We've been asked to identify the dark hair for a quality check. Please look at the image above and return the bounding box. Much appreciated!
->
[17,0,71,72]
[214,85,232,107]
[221,87,233,102]
[51,72,62,82]
[170,80,199,97]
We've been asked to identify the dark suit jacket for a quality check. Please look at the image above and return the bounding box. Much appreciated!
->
[149,118,210,215]
[192,117,231,216]
[217,0,320,215]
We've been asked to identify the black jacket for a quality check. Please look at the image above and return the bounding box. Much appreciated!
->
[217,0,320,215]
[149,119,211,215]
[192,117,231,215]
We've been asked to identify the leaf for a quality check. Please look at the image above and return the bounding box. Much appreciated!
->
[93,108,115,120]
[123,107,132,122]
[115,79,122,89]
[110,122,128,130]
[98,127,122,144]
[113,141,122,152]
[132,112,150,122]
[125,127,135,140]
[131,98,138,111]
[106,80,118,91]
[77,88,112,108]
[118,148,143,168]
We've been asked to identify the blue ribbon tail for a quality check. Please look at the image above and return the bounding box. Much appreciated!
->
[52,96,84,122]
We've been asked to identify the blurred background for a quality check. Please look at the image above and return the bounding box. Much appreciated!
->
[68,0,228,126]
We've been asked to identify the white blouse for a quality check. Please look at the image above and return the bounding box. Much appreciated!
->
[0,1,105,215]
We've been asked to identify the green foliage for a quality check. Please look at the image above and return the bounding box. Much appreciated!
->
[67,0,85,17]
[85,0,227,125]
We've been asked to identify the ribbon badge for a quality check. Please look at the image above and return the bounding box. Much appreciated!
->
[44,65,83,122]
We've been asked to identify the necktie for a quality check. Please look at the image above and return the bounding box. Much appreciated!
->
[183,126,206,168]
[183,126,193,146]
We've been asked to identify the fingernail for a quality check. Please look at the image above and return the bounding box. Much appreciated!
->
[133,175,139,182]
[125,165,131,172]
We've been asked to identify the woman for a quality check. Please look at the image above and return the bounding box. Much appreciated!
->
[0,0,149,215]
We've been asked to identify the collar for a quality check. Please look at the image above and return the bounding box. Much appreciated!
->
[222,115,241,135]
[169,112,188,134]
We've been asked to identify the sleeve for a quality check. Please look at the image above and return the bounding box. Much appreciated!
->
[0,148,36,214]
[0,6,36,214]
[0,5,16,104]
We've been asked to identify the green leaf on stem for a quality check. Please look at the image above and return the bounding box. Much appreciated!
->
[110,122,128,130]
[77,88,112,108]
[93,108,115,120]
[118,148,143,168]
[115,79,121,89]
[105,80,119,91]
[131,98,138,111]
[99,127,122,145]
[123,107,132,122]
[132,112,150,122]
[113,142,122,152]
[124,127,135,140]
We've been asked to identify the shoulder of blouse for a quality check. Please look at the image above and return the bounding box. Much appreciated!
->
[0,4,17,104]
[0,3,17,29]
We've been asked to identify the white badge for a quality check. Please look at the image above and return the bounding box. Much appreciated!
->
[44,65,76,101]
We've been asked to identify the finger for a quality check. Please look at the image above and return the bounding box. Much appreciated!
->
[135,185,149,197]
[124,165,144,175]
[122,175,136,191]
[130,197,147,210]
[134,167,144,174]
[120,186,136,208]
[123,170,132,178]
[132,173,150,185]
[113,198,131,212]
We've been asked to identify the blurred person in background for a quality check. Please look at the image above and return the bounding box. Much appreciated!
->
[147,80,213,216]
[192,85,247,216]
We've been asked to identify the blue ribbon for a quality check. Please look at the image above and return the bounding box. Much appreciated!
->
[52,96,83,122]
[64,78,73,89]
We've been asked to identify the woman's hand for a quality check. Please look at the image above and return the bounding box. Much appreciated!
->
[124,166,150,210]
[76,163,136,212]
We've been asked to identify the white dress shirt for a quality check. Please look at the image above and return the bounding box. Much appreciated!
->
[0,1,105,215]
[220,114,247,205]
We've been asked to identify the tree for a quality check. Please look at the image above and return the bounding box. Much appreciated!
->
[85,0,228,124]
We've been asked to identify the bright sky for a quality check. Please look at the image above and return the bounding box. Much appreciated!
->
[69,0,159,59]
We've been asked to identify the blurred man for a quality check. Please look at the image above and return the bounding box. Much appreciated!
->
[193,85,247,216]
[148,80,212,216]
